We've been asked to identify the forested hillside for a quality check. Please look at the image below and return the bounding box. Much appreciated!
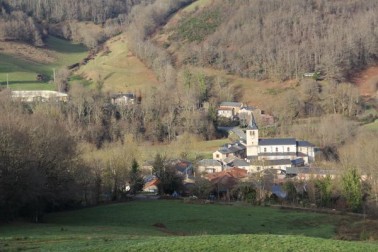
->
[166,0,378,81]
[0,0,151,47]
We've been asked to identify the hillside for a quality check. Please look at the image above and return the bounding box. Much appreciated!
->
[76,34,159,93]
[156,0,378,82]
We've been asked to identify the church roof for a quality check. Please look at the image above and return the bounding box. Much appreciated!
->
[259,138,297,146]
[297,141,315,147]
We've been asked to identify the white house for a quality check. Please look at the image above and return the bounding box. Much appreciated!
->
[217,102,243,118]
[11,90,68,102]
[197,159,223,174]
[110,93,136,106]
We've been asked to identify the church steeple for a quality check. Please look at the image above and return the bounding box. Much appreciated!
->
[247,114,258,130]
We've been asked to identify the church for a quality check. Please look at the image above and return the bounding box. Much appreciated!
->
[212,116,315,173]
[245,117,315,165]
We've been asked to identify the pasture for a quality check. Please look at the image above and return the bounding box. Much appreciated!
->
[76,34,159,93]
[0,36,87,90]
[1,200,377,251]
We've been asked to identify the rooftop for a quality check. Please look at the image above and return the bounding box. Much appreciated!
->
[259,138,297,146]
[198,159,222,167]
[220,101,243,107]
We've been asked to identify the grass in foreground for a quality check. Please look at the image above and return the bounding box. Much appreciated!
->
[1,200,377,251]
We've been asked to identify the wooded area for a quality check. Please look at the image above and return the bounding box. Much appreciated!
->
[173,0,378,81]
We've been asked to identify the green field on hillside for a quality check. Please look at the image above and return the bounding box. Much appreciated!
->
[0,36,87,91]
[1,200,377,251]
[76,34,159,93]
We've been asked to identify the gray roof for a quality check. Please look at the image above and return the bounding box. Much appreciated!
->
[230,159,250,167]
[297,141,315,147]
[230,128,247,140]
[223,156,236,164]
[264,159,292,166]
[198,159,222,167]
[220,102,243,107]
[217,147,233,154]
[240,106,256,111]
[286,167,338,175]
[259,138,297,146]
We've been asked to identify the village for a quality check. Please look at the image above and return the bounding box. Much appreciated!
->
[141,101,340,201]
[7,89,340,202]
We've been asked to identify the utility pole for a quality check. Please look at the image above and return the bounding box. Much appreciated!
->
[53,68,56,83]
[6,73,9,89]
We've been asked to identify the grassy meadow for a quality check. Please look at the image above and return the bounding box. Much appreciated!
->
[76,34,159,93]
[0,36,87,90]
[1,200,378,251]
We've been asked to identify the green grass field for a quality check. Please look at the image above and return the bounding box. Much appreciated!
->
[0,36,87,90]
[1,200,377,251]
[76,34,159,93]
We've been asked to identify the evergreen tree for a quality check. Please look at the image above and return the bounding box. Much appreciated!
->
[129,159,144,194]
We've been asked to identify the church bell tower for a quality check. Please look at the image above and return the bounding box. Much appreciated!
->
[246,114,259,157]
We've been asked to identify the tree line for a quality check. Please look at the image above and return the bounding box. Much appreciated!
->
[0,0,149,47]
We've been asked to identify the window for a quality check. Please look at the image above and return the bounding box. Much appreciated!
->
[276,147,279,152]
[287,147,290,152]
[264,148,267,152]
[216,154,220,158]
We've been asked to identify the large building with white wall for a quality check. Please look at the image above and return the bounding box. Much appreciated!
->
[245,116,315,165]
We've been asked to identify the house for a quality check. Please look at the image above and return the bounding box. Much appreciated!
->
[285,167,338,180]
[213,142,246,161]
[11,90,68,102]
[251,159,292,172]
[217,102,243,118]
[197,159,223,174]
[205,167,248,197]
[110,92,135,106]
[238,106,275,126]
[213,147,233,161]
[226,158,253,173]
[238,106,259,124]
[143,178,158,193]
[173,160,194,179]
